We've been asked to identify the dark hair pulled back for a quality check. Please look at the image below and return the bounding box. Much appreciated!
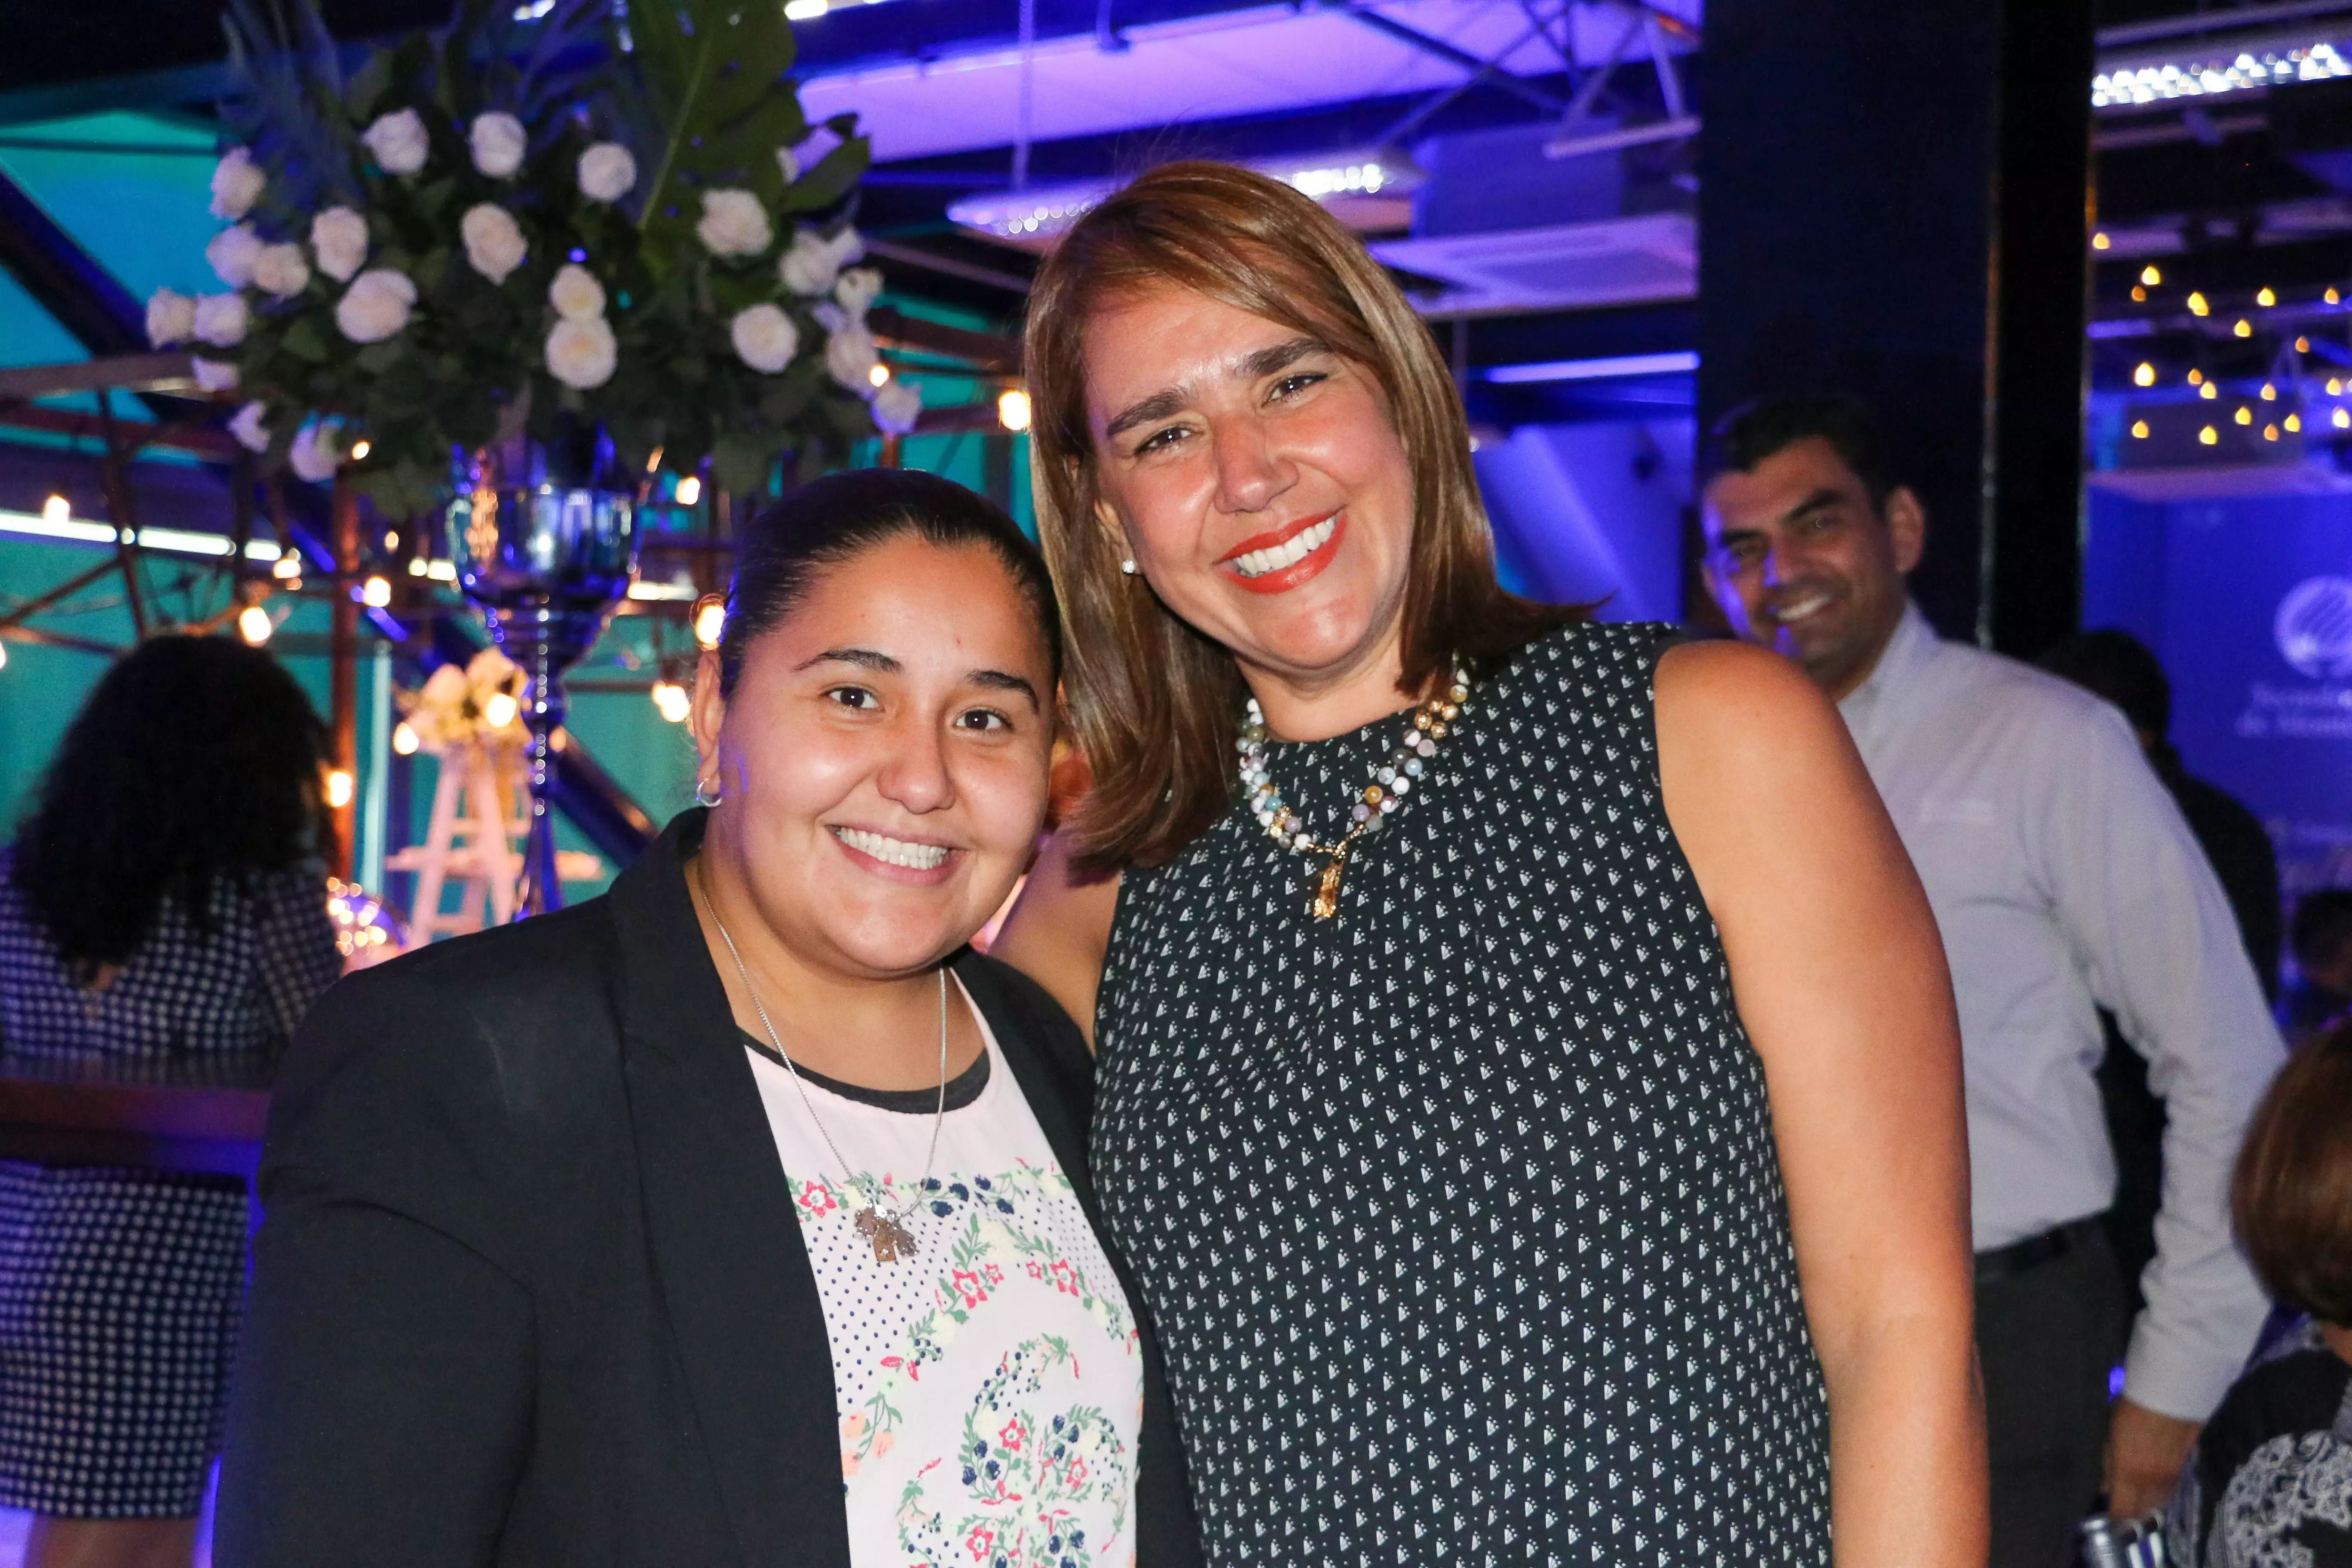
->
[12,634,330,976]
[718,468,1060,697]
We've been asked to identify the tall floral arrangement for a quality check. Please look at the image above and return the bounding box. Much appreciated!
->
[156,0,913,518]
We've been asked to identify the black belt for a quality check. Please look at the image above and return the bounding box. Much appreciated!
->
[1974,1216,2106,1284]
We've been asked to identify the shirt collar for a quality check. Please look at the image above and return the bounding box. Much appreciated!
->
[1836,599,1937,739]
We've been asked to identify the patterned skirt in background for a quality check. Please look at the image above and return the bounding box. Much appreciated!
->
[0,1163,246,1516]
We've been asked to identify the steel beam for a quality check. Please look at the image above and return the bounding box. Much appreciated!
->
[0,172,193,421]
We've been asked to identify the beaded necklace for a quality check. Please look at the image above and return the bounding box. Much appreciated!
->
[1237,663,1470,919]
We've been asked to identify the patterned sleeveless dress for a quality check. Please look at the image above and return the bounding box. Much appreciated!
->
[1093,621,1831,1567]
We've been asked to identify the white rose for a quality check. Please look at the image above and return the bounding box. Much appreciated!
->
[545,315,618,389]
[824,319,878,390]
[870,377,921,435]
[228,401,271,453]
[335,268,416,343]
[209,147,266,220]
[310,207,368,283]
[826,226,866,267]
[193,292,250,347]
[469,112,527,178]
[461,203,527,284]
[252,242,310,298]
[778,228,839,296]
[729,303,800,374]
[695,188,772,258]
[577,141,637,202]
[191,357,240,392]
[548,263,606,322]
[776,144,800,186]
[288,420,341,483]
[145,288,195,347]
[206,223,262,288]
[833,266,882,318]
[361,108,429,175]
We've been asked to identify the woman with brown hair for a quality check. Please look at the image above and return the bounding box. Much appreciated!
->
[995,160,1984,1565]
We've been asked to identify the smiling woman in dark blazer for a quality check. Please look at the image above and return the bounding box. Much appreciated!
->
[217,470,1201,1568]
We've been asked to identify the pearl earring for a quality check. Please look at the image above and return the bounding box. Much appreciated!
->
[1120,558,1137,575]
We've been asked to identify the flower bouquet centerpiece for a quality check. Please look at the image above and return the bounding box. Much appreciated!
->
[395,647,528,756]
[155,0,913,518]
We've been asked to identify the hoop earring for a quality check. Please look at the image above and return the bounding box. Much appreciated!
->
[1120,558,1137,575]
[694,779,723,808]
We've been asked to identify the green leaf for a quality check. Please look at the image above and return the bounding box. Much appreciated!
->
[711,432,779,496]
[282,316,328,363]
[781,126,869,213]
[344,49,390,122]
[631,0,802,233]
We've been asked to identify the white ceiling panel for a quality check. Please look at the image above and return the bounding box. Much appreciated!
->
[799,0,1592,163]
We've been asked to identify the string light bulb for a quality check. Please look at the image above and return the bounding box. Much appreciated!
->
[2263,383,2278,400]
[350,440,371,460]
[484,691,519,730]
[359,575,391,607]
[650,681,692,723]
[997,389,1032,432]
[868,364,891,388]
[2265,423,2281,441]
[273,554,301,579]
[2234,319,2253,337]
[2200,426,2220,444]
[2299,337,2312,353]
[2189,368,2205,386]
[2188,292,2210,315]
[2337,407,2350,429]
[2131,420,2151,438]
[2134,362,2156,386]
[2236,406,2254,425]
[2141,264,2162,286]
[693,594,726,651]
[2200,381,2218,399]
[2132,285,2148,303]
[2258,286,2277,306]
[2093,232,2111,250]
[392,721,420,756]
[675,475,701,507]
[40,495,68,526]
[407,557,427,576]
[237,603,273,645]
[2288,412,2303,432]
[326,770,354,809]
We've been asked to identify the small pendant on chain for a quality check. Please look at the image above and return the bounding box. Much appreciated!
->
[855,1208,919,1263]
[1312,853,1348,920]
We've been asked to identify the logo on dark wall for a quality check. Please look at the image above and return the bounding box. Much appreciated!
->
[2274,577,2352,680]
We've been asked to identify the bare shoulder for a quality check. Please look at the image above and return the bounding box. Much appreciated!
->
[1653,638,1851,780]
[990,828,1123,1052]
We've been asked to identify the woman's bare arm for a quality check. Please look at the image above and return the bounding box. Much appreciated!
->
[1654,639,1984,1568]
[992,829,1123,1050]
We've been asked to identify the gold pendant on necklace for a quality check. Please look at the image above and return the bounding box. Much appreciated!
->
[1312,849,1351,920]
[854,1207,919,1263]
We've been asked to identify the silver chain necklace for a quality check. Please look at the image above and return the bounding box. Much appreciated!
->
[695,874,947,1264]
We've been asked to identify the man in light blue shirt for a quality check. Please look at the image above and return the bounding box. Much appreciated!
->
[1698,394,2283,1568]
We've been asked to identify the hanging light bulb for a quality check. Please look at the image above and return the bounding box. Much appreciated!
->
[2263,383,2278,400]
[2130,420,2151,439]
[273,554,301,580]
[2132,285,2148,303]
[2093,232,2111,250]
[2134,363,2156,387]
[2336,407,2350,429]
[2141,264,2162,286]
[2188,292,2210,315]
[2265,423,2281,441]
[2188,368,2205,386]
[675,475,702,507]
[2199,382,2218,399]
[237,603,273,645]
[2299,337,2312,353]
[2257,286,2277,306]
[326,770,354,809]
[350,440,372,461]
[997,389,1032,432]
[392,721,420,756]
[2199,426,2220,444]
[869,364,891,388]
[2287,412,2303,432]
[359,576,392,608]
[2236,406,2254,425]
[40,495,69,526]
[693,594,726,650]
[2234,319,2253,337]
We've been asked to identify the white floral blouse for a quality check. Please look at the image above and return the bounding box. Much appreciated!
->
[746,980,1142,1568]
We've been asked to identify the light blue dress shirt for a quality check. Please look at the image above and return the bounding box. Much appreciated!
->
[1838,603,2283,1420]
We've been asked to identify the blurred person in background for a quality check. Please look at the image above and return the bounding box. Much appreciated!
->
[0,634,341,1568]
[2039,630,2282,1327]
[2283,890,2352,1047]
[1700,393,2286,1568]
[2163,1020,2352,1568]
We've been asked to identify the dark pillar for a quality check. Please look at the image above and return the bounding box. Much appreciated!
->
[1697,0,2094,655]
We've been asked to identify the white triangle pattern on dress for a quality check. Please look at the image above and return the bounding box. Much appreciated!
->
[1092,620,1834,1566]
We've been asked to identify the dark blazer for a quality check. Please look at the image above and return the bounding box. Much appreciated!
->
[217,809,1202,1568]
